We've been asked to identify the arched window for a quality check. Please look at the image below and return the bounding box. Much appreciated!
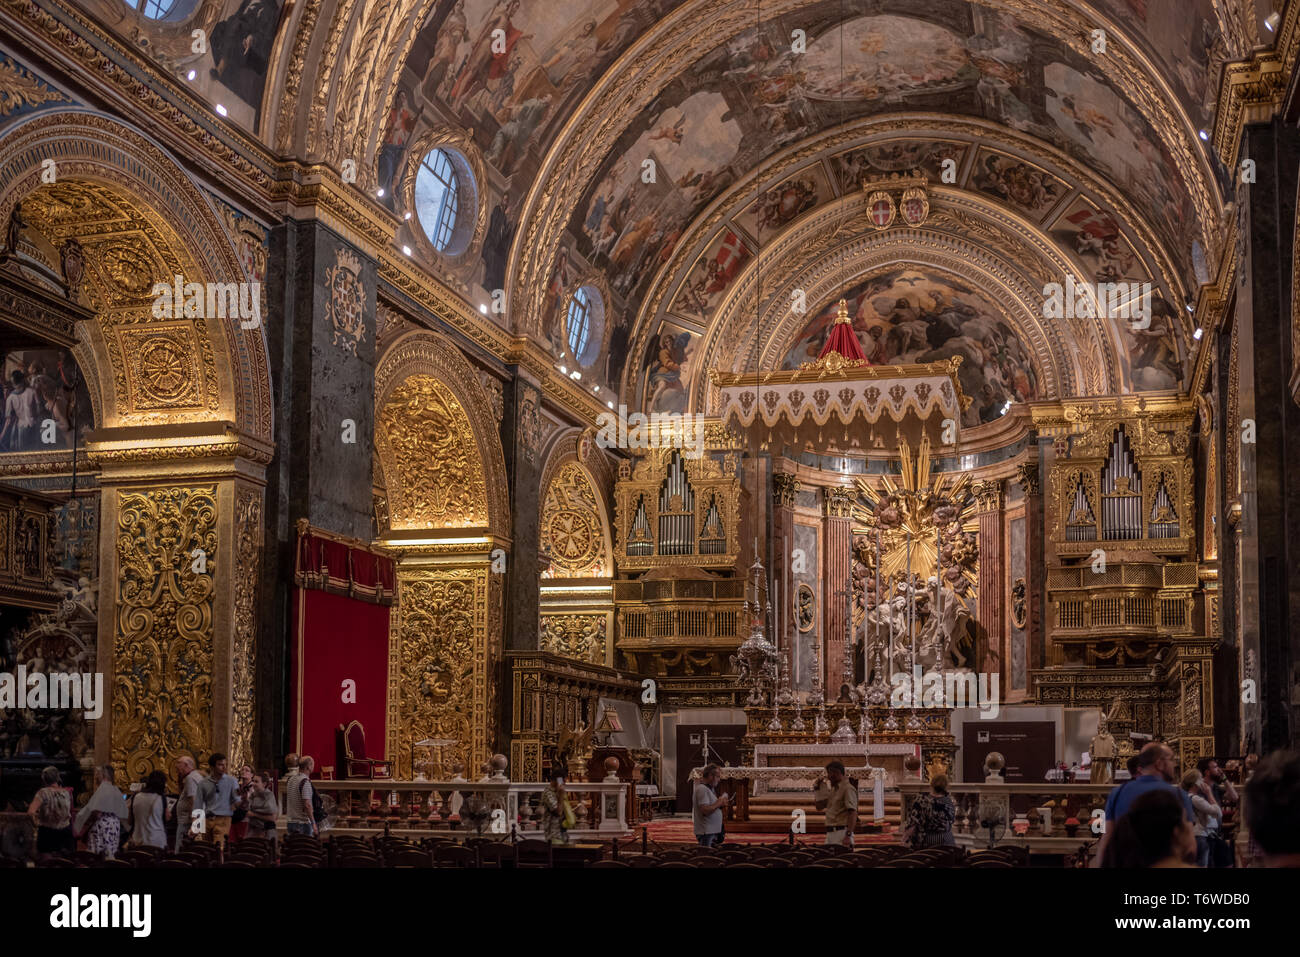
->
[415,148,460,252]
[566,284,604,366]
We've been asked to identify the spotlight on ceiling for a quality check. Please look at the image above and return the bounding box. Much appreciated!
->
[1186,303,1195,313]
[401,245,411,256]
[376,188,385,198]
[1199,129,1209,141]
[186,70,196,81]
[479,304,488,315]
[570,370,581,380]
[1001,400,1013,416]
[1194,327,1204,340]
[215,104,228,117]
[607,400,615,409]
[1266,12,1281,32]
[404,211,412,220]
[559,365,567,375]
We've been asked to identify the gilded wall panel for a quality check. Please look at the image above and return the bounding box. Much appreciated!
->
[111,485,217,781]
[229,487,262,771]
[388,563,492,778]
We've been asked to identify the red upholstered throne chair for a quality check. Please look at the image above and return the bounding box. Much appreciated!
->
[336,720,392,780]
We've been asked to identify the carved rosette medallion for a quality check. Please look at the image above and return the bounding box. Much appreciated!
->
[325,246,367,355]
[541,462,607,577]
[112,486,217,782]
[117,323,204,412]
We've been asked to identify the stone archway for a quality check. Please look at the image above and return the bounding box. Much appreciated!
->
[0,110,275,778]
[373,330,509,776]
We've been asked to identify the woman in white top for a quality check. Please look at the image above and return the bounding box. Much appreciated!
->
[128,771,170,849]
[1182,769,1221,867]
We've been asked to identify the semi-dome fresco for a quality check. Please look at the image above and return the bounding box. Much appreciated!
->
[781,269,1041,426]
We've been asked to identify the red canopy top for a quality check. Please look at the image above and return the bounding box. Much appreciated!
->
[817,299,867,362]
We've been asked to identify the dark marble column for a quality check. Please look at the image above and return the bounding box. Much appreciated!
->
[501,373,542,651]
[258,218,378,766]
[973,480,1005,681]
[1234,119,1300,753]
[1017,458,1046,672]
[823,486,854,695]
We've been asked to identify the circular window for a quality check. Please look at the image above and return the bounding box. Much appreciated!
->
[414,147,476,257]
[566,285,604,367]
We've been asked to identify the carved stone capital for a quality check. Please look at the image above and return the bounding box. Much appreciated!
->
[972,480,1004,513]
[824,485,855,518]
[773,472,801,509]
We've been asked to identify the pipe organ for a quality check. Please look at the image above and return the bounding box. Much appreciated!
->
[613,445,745,688]
[1032,398,1212,769]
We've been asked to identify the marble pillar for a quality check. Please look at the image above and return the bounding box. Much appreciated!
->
[973,480,1005,680]
[823,486,854,695]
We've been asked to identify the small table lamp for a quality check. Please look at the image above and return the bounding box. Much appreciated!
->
[595,707,622,746]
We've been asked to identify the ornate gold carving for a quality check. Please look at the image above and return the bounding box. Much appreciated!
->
[389,564,492,778]
[773,472,800,508]
[124,328,203,408]
[229,487,262,772]
[824,486,856,518]
[972,480,1004,513]
[0,57,65,114]
[112,485,217,782]
[375,332,511,537]
[541,462,609,577]
[540,614,607,665]
[1016,461,1041,496]
[376,374,489,530]
[325,246,367,355]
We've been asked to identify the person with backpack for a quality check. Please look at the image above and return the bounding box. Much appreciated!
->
[27,765,73,856]
[285,755,320,836]
[174,755,206,851]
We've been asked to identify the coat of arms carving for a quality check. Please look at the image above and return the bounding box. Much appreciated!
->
[326,247,366,355]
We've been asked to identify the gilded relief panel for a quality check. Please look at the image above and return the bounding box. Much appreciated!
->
[388,564,491,778]
[376,374,489,529]
[229,487,262,772]
[111,485,217,781]
[540,462,609,578]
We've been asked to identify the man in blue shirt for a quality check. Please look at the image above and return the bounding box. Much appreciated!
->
[201,752,242,847]
[1095,742,1194,864]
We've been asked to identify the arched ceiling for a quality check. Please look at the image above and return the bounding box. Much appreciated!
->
[78,0,1256,415]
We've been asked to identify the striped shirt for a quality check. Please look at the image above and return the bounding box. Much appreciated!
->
[284,771,314,824]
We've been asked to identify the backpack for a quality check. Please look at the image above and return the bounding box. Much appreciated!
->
[37,787,71,828]
[298,776,326,824]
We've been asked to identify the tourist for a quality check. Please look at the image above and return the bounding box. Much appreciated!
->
[903,773,956,849]
[1100,789,1197,868]
[539,765,570,846]
[1181,770,1221,867]
[127,771,170,849]
[1198,757,1237,867]
[229,764,254,843]
[284,755,317,837]
[174,755,205,851]
[75,764,128,860]
[27,765,74,856]
[1095,742,1194,865]
[814,760,858,847]
[245,772,280,848]
[283,752,298,786]
[1242,751,1300,867]
[202,752,241,846]
[692,764,729,847]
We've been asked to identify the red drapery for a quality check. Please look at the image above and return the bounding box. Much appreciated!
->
[818,298,867,362]
[290,523,395,773]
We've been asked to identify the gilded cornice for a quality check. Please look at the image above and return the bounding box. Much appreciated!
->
[512,0,1221,346]
[271,162,397,258]
[1213,0,1298,168]
[0,0,276,198]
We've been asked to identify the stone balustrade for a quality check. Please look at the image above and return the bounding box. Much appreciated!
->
[280,779,630,841]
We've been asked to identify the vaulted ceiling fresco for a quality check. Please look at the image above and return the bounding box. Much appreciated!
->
[86,0,1239,414]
